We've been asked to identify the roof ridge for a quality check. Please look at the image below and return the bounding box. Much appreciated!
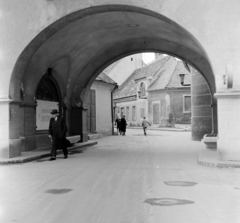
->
[96,72,117,85]
[134,56,170,81]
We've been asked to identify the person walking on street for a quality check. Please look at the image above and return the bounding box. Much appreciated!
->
[121,115,127,136]
[48,109,68,161]
[115,116,122,135]
[142,117,151,135]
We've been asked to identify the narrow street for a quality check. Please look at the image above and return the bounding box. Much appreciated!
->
[1,129,240,223]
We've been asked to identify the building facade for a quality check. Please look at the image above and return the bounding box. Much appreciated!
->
[113,56,191,127]
[90,73,117,136]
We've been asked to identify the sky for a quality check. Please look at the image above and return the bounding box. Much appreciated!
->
[142,52,155,64]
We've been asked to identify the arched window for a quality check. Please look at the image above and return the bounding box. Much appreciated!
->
[139,82,146,97]
[36,71,59,102]
[35,70,61,132]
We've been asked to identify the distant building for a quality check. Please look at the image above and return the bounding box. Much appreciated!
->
[105,54,144,85]
[113,56,191,127]
[89,73,117,135]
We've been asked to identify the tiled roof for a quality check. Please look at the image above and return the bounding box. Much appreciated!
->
[113,57,170,99]
[95,72,117,85]
[134,56,170,80]
[147,57,177,91]
[166,60,191,88]
[113,56,191,99]
[113,69,141,99]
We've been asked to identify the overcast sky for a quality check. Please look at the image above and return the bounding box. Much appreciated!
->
[142,52,155,64]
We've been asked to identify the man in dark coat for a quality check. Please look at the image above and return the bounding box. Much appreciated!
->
[48,109,68,160]
[120,115,127,136]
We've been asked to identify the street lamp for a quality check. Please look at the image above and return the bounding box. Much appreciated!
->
[179,73,191,86]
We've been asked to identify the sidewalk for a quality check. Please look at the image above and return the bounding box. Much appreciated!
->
[0,140,97,165]
[127,126,240,169]
[198,140,240,168]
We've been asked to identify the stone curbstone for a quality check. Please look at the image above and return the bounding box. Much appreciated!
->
[0,141,97,165]
[198,158,240,169]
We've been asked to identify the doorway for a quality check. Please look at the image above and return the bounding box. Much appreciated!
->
[87,90,96,133]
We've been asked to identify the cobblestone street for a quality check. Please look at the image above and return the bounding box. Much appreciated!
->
[1,129,240,223]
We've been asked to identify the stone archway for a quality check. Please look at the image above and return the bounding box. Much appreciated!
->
[7,5,216,158]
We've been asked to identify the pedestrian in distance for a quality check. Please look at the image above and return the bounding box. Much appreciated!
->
[120,115,127,136]
[142,117,151,135]
[115,116,122,135]
[48,109,68,161]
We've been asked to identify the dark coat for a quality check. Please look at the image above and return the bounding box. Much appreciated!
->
[48,116,67,141]
[120,117,127,132]
[115,118,121,129]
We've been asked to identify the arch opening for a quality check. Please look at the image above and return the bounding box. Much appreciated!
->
[7,4,217,156]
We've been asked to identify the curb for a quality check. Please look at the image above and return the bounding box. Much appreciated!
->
[197,158,240,169]
[0,141,97,165]
[126,127,190,132]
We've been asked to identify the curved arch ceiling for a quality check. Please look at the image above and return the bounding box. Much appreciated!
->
[10,5,215,104]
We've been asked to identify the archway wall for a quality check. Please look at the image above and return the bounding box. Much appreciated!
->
[1,1,240,157]
[2,0,240,101]
[8,5,215,104]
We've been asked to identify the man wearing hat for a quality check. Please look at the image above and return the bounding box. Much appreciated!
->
[48,109,68,160]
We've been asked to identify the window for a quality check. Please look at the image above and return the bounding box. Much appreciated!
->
[183,95,191,113]
[140,108,145,118]
[132,106,136,121]
[139,82,146,98]
[36,74,59,102]
[126,107,129,120]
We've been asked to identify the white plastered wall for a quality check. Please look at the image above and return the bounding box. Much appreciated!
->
[90,81,114,135]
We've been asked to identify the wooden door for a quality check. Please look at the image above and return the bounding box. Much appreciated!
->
[90,90,96,132]
[87,90,96,133]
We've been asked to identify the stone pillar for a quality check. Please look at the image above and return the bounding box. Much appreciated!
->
[191,70,213,140]
[71,106,88,142]
[215,92,240,160]
[20,102,37,152]
[0,100,22,158]
[215,65,240,161]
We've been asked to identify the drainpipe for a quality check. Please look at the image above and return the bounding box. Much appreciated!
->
[111,84,118,135]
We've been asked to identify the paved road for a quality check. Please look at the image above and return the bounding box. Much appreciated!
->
[1,129,240,223]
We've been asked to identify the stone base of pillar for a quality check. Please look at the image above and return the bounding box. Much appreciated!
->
[191,117,212,141]
[36,134,51,149]
[80,132,88,142]
[9,139,22,158]
[0,139,11,158]
[215,91,240,161]
[218,139,240,161]
[20,136,36,152]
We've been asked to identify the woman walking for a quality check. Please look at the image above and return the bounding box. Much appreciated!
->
[120,115,127,136]
[115,117,122,135]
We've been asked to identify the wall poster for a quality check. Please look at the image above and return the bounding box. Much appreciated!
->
[36,100,58,130]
